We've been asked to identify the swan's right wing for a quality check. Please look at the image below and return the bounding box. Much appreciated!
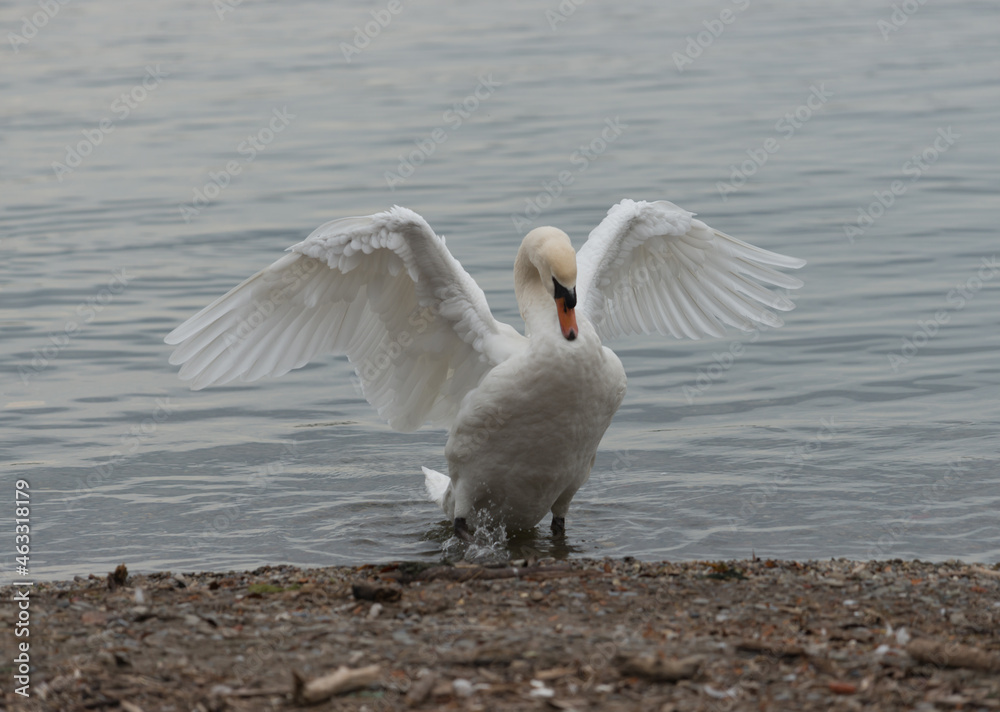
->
[165,206,524,432]
[576,199,806,340]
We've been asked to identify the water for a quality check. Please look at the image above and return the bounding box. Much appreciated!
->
[3,0,998,581]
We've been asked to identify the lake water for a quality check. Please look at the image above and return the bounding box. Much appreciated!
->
[3,0,998,582]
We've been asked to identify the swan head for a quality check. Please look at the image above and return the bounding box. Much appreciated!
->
[518,227,579,341]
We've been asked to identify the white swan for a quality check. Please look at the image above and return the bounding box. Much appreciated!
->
[165,199,805,539]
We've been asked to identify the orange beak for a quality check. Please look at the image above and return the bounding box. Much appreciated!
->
[556,297,578,341]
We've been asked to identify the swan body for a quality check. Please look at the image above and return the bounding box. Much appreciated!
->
[434,283,626,530]
[165,200,805,537]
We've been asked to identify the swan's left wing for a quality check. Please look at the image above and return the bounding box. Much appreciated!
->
[165,206,524,432]
[576,199,806,340]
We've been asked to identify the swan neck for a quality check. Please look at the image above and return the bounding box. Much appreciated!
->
[514,243,551,328]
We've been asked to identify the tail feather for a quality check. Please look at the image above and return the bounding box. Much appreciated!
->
[422,466,450,506]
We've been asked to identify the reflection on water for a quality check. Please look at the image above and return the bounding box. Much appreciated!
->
[2,0,999,580]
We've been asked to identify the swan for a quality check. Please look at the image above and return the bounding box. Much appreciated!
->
[165,199,805,539]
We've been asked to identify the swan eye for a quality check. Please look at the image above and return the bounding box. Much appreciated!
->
[552,278,577,309]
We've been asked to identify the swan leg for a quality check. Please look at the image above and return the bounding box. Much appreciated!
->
[550,483,580,536]
[454,517,473,542]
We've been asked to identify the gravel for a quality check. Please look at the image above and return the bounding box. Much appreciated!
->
[3,557,999,711]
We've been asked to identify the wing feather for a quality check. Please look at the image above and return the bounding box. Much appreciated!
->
[165,206,524,431]
[577,199,805,341]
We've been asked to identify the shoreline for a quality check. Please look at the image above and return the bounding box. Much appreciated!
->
[3,557,999,710]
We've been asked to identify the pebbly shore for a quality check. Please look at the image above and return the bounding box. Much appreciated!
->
[2,557,999,711]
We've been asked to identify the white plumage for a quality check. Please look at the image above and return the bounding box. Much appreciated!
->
[165,199,805,537]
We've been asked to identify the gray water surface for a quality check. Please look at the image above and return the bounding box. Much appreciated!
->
[3,0,999,581]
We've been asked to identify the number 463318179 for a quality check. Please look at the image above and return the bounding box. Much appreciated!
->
[15,480,30,570]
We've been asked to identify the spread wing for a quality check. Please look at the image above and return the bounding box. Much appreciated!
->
[576,199,806,340]
[165,206,524,431]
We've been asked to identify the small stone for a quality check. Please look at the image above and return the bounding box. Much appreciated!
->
[107,564,129,590]
[81,611,108,626]
[405,672,436,706]
[352,581,402,602]
[828,681,857,695]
